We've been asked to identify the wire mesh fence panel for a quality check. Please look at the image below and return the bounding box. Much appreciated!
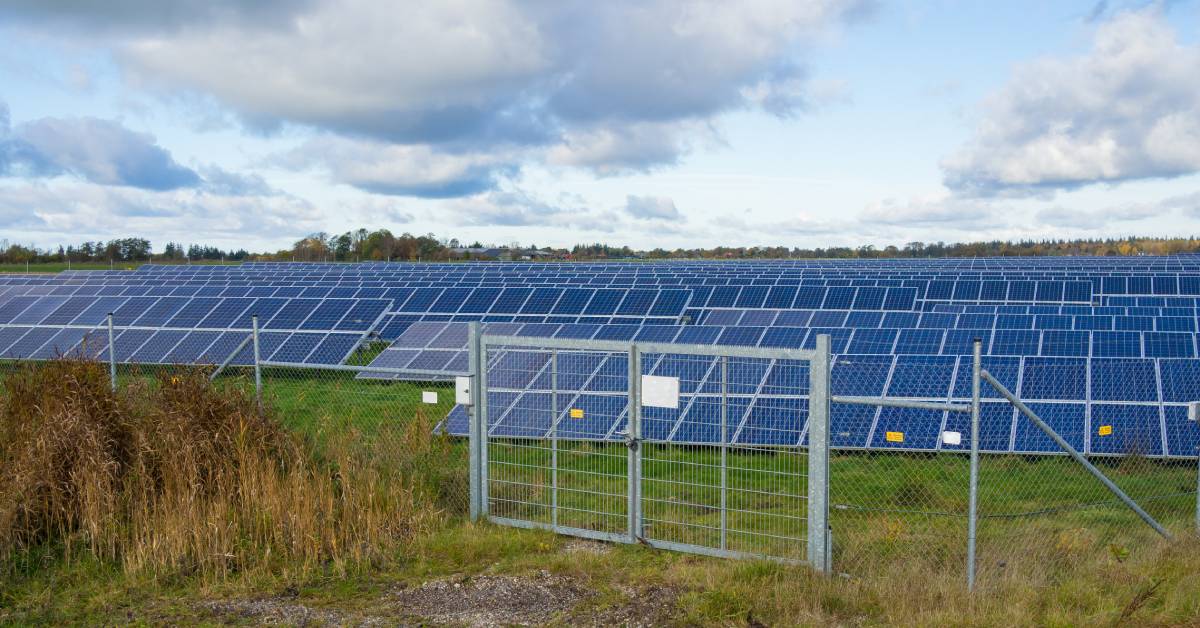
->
[828,353,972,579]
[483,344,631,538]
[260,364,468,515]
[972,357,1198,587]
[477,334,823,563]
[639,353,810,560]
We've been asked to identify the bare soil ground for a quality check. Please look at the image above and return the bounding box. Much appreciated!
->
[200,554,683,627]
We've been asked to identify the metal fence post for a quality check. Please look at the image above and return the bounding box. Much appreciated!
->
[468,322,483,521]
[807,334,831,574]
[627,344,643,543]
[251,315,262,408]
[720,355,728,551]
[106,313,117,392]
[967,338,982,591]
[477,326,489,517]
[551,348,559,529]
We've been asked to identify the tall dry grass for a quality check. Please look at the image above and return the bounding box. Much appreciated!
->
[0,360,439,580]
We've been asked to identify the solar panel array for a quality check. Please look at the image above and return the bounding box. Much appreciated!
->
[3,257,1200,458]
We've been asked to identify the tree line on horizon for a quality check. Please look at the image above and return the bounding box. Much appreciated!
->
[3,231,1200,265]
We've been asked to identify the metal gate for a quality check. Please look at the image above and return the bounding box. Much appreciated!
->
[466,326,831,568]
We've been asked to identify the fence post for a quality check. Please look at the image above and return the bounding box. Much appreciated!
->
[967,338,982,591]
[468,322,483,521]
[106,313,117,392]
[551,348,559,529]
[627,343,643,543]
[251,315,262,408]
[720,355,728,551]
[807,334,831,574]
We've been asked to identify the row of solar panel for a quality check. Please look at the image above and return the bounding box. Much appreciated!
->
[435,352,1197,456]
[365,322,1200,380]
[694,308,1200,332]
[0,276,1106,303]
[0,294,389,332]
[929,303,1200,316]
[443,396,1193,456]
[0,325,362,365]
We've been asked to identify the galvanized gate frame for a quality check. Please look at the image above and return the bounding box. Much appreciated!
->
[466,323,832,572]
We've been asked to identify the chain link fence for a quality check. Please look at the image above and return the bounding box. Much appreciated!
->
[1,323,1196,589]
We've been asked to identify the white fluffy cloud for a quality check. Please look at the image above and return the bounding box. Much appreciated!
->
[0,180,323,244]
[3,0,868,196]
[943,9,1200,196]
[623,195,682,220]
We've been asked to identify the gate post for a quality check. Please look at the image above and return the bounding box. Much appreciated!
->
[468,322,484,521]
[627,344,643,543]
[807,334,832,574]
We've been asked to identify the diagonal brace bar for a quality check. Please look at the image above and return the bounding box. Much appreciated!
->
[981,369,1172,539]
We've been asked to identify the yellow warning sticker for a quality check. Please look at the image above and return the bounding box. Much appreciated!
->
[885,431,904,443]
[569,408,584,419]
[1098,425,1113,436]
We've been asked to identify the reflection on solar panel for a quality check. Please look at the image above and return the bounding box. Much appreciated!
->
[3,257,1200,458]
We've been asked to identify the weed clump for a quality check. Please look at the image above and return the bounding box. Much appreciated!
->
[0,360,437,579]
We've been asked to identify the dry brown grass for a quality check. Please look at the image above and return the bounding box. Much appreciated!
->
[0,359,440,580]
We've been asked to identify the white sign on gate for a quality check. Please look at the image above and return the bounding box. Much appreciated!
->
[641,375,680,409]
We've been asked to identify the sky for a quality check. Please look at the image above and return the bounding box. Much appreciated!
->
[0,0,1198,252]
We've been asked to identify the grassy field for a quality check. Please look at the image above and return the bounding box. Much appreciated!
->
[2,360,1199,624]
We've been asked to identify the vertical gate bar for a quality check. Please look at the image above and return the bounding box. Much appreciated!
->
[478,331,490,516]
[720,355,728,551]
[807,334,831,574]
[251,315,261,408]
[628,344,642,543]
[967,338,982,591]
[551,348,559,529]
[468,322,481,521]
[106,313,117,392]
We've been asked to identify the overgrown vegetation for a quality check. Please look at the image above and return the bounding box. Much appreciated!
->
[0,360,439,581]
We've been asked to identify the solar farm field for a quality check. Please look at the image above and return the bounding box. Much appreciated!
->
[2,257,1200,624]
[6,257,1198,458]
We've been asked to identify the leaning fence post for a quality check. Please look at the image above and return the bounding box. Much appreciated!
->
[251,315,262,408]
[967,338,982,591]
[106,313,117,392]
[468,322,483,521]
[807,334,832,574]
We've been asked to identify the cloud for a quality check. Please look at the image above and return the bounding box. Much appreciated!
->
[942,9,1200,196]
[0,179,324,243]
[859,195,1006,229]
[276,136,519,198]
[5,1,868,194]
[623,195,682,220]
[1036,192,1200,228]
[1,114,201,190]
[450,189,603,229]
[197,166,275,196]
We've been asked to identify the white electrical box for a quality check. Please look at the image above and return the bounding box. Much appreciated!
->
[456,376,472,405]
[422,391,438,404]
[1189,401,1200,422]
[641,375,680,409]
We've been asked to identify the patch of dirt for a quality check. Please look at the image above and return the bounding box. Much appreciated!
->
[562,539,613,556]
[199,597,384,626]
[388,570,588,626]
[588,583,683,627]
[198,568,682,627]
